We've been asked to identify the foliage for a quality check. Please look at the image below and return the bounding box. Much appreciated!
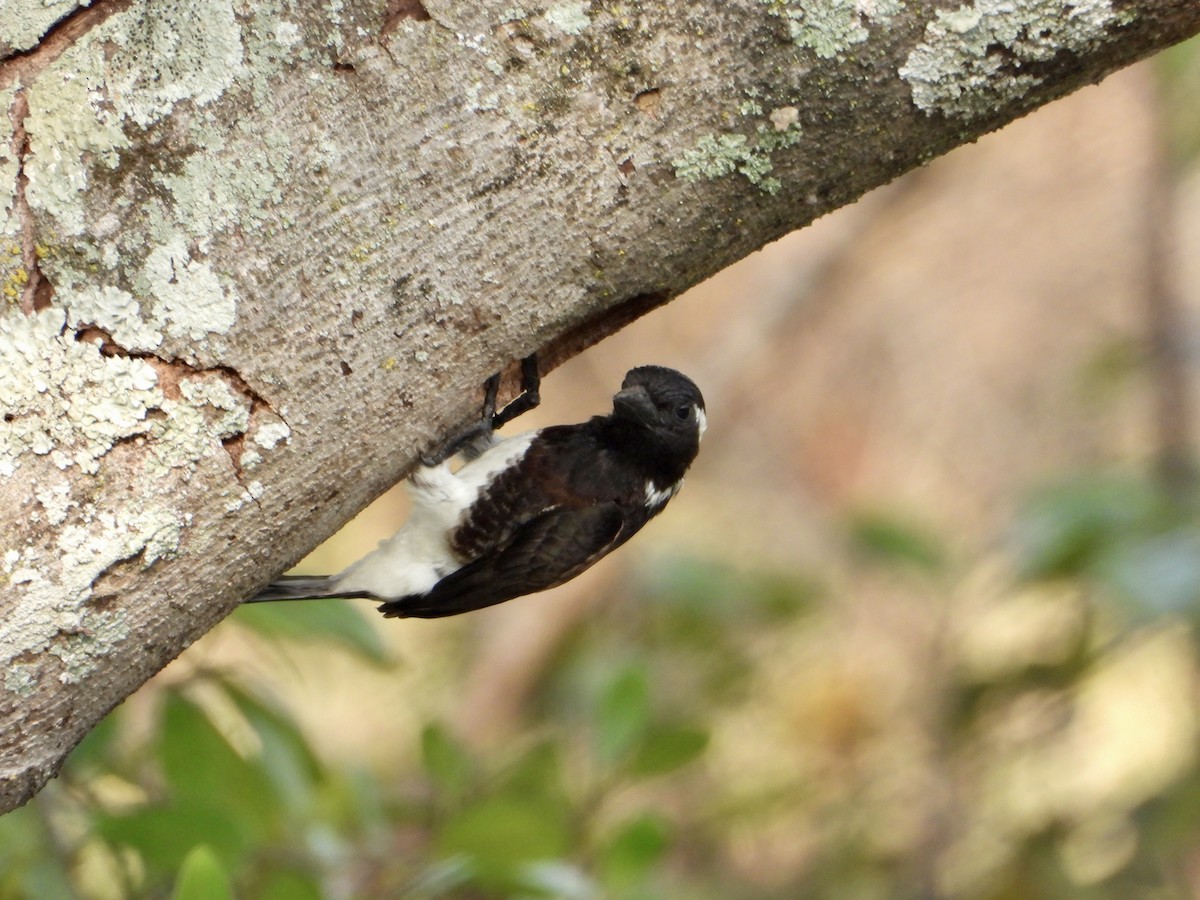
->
[6,470,1200,898]
[1014,471,1200,618]
[0,560,810,899]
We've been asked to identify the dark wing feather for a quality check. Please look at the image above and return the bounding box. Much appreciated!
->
[379,503,626,618]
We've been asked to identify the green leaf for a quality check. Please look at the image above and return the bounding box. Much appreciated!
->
[98,800,249,874]
[0,807,75,899]
[332,767,390,832]
[596,665,650,765]
[847,510,945,573]
[404,856,476,897]
[173,846,233,900]
[158,693,274,834]
[20,859,78,900]
[638,556,815,629]
[438,796,569,873]
[627,724,709,777]
[600,814,669,886]
[421,723,475,797]
[501,740,564,803]
[1013,475,1161,579]
[257,869,324,900]
[232,598,391,666]
[750,570,820,621]
[161,693,229,799]
[220,680,324,814]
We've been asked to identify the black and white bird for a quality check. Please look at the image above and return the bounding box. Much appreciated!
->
[247,360,705,619]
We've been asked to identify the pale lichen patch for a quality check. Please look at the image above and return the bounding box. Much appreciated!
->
[61,235,241,350]
[138,238,239,342]
[271,20,303,49]
[55,510,180,586]
[900,0,1135,119]
[179,378,250,431]
[34,478,74,526]
[0,308,161,476]
[673,120,803,195]
[49,609,131,684]
[0,86,19,240]
[0,0,84,55]
[1,299,255,539]
[1,506,182,688]
[254,421,291,450]
[144,376,251,478]
[104,0,245,130]
[62,284,164,350]
[544,1,591,35]
[756,0,904,59]
[24,46,130,237]
[3,663,37,697]
[23,0,249,250]
[157,126,292,244]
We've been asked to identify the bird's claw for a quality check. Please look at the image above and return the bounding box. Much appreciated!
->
[421,354,541,466]
[492,354,540,429]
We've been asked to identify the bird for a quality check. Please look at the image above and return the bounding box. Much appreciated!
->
[246,359,706,618]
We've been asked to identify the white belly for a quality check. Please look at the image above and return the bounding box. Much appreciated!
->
[332,431,536,599]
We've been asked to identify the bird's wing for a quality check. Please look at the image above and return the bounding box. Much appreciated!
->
[378,502,627,618]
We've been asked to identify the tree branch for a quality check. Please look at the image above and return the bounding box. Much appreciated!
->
[1,0,1198,814]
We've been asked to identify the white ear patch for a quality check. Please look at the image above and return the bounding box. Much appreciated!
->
[695,407,707,440]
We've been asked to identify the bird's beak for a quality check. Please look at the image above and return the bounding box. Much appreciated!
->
[612,384,657,426]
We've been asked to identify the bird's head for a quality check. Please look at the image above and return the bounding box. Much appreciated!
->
[611,366,706,472]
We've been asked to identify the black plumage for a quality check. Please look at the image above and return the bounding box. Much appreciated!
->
[248,364,705,619]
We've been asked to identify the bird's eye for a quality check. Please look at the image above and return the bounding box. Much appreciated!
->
[675,405,691,420]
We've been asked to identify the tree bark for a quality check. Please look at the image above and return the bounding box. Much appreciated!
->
[0,0,1197,814]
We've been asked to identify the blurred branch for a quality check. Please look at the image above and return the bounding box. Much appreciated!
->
[1143,72,1196,494]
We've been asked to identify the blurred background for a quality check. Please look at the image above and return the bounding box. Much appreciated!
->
[6,43,1200,899]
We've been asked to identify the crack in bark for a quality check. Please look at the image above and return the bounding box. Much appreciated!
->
[220,435,265,511]
[221,431,250,475]
[8,90,51,315]
[206,366,282,500]
[210,364,274,419]
[1,0,130,320]
[88,545,149,610]
[74,324,278,416]
[72,323,285,492]
[0,0,134,90]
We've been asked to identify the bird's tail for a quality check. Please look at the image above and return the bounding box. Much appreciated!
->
[245,574,366,603]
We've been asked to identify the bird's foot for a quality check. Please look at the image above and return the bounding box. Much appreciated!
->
[420,354,541,466]
[493,354,541,429]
